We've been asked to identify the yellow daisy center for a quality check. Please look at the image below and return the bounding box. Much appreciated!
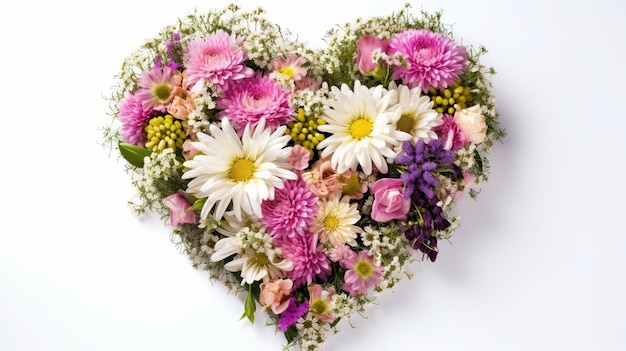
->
[349,118,373,139]
[354,260,373,278]
[278,66,295,79]
[323,214,339,231]
[341,173,362,196]
[397,113,417,134]
[230,158,256,182]
[153,83,173,102]
[250,252,270,267]
[310,299,329,315]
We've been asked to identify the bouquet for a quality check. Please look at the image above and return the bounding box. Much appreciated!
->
[101,3,505,350]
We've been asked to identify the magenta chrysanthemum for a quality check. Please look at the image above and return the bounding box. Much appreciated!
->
[182,30,254,91]
[389,29,467,92]
[216,73,292,134]
[433,114,469,151]
[280,234,331,289]
[118,92,151,146]
[342,251,384,296]
[277,298,309,331]
[135,65,179,112]
[261,178,318,240]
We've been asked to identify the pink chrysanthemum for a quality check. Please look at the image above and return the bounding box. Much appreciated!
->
[135,65,180,112]
[433,114,469,151]
[182,30,254,91]
[261,178,318,240]
[280,234,331,289]
[118,92,151,146]
[216,73,292,134]
[342,251,384,296]
[389,29,467,92]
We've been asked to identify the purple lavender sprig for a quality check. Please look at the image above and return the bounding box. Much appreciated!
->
[395,139,460,261]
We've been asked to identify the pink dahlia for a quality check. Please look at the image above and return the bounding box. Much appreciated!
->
[280,234,331,289]
[342,251,384,296]
[182,30,254,91]
[433,113,469,151]
[389,29,467,92]
[118,92,151,146]
[135,65,181,112]
[261,178,318,240]
[216,73,293,134]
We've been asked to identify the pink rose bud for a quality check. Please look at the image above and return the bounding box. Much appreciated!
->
[356,35,389,75]
[370,178,411,222]
[163,192,196,226]
[182,140,200,160]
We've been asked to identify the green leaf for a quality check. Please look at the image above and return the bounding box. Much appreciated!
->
[119,143,152,168]
[240,286,256,324]
[284,325,298,344]
[473,148,483,173]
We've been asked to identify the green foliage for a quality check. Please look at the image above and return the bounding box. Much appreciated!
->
[118,143,151,168]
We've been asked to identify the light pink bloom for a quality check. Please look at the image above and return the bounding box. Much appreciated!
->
[456,172,477,198]
[308,284,336,323]
[261,178,318,239]
[356,35,389,75]
[370,178,411,222]
[216,73,292,134]
[342,251,384,297]
[328,245,357,269]
[433,114,469,151]
[288,145,310,170]
[135,65,181,112]
[259,279,293,314]
[389,29,467,91]
[163,192,196,226]
[182,140,200,160]
[118,92,152,146]
[182,30,254,91]
[294,77,320,92]
[272,54,308,81]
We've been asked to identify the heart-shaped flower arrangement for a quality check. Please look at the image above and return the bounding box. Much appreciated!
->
[101,3,504,350]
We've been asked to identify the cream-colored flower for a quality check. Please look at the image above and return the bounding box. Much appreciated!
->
[311,195,362,247]
[453,104,487,144]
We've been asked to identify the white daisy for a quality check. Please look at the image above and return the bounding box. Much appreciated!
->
[317,80,410,175]
[182,118,297,222]
[311,195,362,248]
[389,82,442,145]
[211,223,292,285]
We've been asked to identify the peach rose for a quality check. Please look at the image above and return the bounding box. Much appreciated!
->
[453,104,487,144]
[259,279,293,314]
[167,93,194,119]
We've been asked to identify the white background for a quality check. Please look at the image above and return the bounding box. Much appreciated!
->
[1,0,625,350]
